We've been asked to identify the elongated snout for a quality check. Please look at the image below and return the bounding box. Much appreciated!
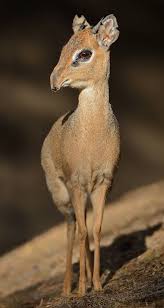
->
[50,71,60,92]
[50,68,71,93]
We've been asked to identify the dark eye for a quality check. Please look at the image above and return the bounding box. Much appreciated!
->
[72,49,92,66]
[77,49,92,61]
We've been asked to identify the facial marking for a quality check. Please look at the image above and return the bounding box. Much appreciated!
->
[72,49,94,67]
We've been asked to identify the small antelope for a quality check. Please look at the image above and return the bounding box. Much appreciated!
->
[41,14,120,296]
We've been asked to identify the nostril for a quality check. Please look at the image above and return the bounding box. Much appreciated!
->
[50,72,59,92]
[51,86,59,92]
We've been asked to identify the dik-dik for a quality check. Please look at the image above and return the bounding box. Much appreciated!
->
[41,14,120,296]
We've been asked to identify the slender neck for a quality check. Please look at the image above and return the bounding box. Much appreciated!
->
[77,51,112,119]
[77,79,113,120]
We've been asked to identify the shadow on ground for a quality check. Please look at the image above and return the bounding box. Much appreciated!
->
[2,222,164,307]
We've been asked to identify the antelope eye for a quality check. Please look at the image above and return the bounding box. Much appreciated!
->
[77,49,92,61]
[72,49,93,67]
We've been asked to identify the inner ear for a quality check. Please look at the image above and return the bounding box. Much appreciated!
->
[103,14,118,29]
[93,15,119,50]
[72,15,90,33]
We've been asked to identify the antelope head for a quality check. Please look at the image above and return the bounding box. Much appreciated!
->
[50,14,119,92]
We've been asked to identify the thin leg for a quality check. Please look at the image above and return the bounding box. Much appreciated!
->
[63,213,76,296]
[91,183,108,291]
[86,233,93,285]
[77,228,92,286]
[72,187,87,296]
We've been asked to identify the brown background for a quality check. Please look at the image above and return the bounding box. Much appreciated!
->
[0,0,163,255]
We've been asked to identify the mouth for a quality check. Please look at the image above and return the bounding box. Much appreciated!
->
[51,79,71,93]
[61,79,71,88]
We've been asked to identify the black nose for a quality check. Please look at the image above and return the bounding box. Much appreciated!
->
[51,86,59,92]
[50,72,59,92]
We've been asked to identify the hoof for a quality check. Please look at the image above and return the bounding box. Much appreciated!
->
[78,284,86,296]
[62,285,71,297]
[93,280,102,292]
[86,280,92,291]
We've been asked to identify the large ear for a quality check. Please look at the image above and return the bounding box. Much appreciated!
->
[92,14,119,50]
[72,15,90,33]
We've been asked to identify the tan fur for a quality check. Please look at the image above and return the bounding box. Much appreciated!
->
[41,15,120,296]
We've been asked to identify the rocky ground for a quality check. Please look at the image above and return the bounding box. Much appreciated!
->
[0,181,164,308]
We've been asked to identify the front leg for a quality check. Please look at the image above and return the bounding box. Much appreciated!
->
[71,187,87,296]
[91,183,109,291]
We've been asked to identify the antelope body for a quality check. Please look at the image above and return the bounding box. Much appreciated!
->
[41,14,120,296]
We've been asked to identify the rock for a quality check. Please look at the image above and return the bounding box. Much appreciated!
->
[0,181,164,307]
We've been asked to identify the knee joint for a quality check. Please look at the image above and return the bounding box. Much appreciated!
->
[79,227,87,241]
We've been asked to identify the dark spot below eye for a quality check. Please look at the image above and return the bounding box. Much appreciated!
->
[72,60,79,67]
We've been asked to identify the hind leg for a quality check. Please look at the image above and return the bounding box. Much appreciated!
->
[86,234,93,286]
[63,212,76,295]
[47,176,76,295]
[49,178,76,295]
[42,161,76,294]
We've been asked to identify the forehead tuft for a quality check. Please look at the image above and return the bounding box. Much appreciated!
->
[62,29,98,56]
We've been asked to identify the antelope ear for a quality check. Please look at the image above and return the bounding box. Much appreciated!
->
[72,15,90,33]
[93,14,119,50]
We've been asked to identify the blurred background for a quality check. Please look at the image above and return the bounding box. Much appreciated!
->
[0,1,163,256]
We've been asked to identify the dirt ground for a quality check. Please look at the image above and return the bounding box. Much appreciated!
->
[0,181,164,308]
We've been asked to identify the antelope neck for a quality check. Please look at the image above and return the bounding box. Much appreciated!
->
[77,80,113,120]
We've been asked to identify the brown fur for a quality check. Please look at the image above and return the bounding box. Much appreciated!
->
[41,15,120,296]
